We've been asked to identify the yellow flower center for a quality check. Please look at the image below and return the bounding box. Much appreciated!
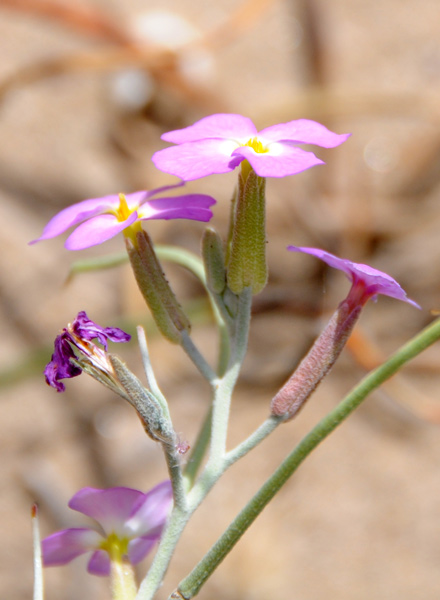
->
[113,193,143,245]
[243,137,268,154]
[100,532,130,563]
[115,194,135,222]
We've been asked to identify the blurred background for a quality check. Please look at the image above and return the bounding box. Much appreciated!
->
[1,0,440,598]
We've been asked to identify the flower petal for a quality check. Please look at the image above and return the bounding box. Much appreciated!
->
[259,119,351,148]
[68,487,147,536]
[29,197,119,244]
[87,550,111,576]
[121,190,151,208]
[44,332,82,392]
[127,536,157,565]
[72,311,131,350]
[138,181,185,199]
[161,113,257,143]
[233,145,324,178]
[42,528,102,567]
[124,481,173,537]
[138,194,216,222]
[152,139,241,180]
[65,213,138,250]
[287,246,420,307]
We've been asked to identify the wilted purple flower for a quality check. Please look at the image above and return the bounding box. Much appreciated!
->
[45,311,131,392]
[71,311,130,350]
[30,183,216,250]
[42,481,173,576]
[152,113,350,181]
[287,246,420,309]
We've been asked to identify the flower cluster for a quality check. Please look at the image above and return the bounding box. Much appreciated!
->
[42,482,173,576]
[45,311,131,392]
[33,112,423,595]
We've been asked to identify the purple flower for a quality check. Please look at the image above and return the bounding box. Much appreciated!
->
[45,311,131,392]
[30,183,216,250]
[71,311,131,350]
[271,246,419,420]
[152,113,350,181]
[287,246,420,308]
[42,481,173,576]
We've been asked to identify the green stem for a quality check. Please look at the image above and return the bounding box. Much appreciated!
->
[135,507,188,600]
[136,326,171,419]
[183,407,212,489]
[164,443,188,512]
[156,245,228,336]
[180,331,217,382]
[214,306,232,376]
[136,288,253,600]
[135,326,187,509]
[224,415,282,467]
[156,245,232,380]
[174,317,440,599]
[207,287,252,468]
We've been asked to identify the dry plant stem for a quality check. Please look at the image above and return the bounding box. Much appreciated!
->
[0,0,133,45]
[173,316,440,599]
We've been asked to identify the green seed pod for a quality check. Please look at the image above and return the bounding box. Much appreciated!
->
[202,227,226,294]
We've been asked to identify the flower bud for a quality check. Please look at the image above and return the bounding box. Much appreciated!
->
[126,230,191,344]
[202,227,226,294]
[226,166,267,295]
[271,300,361,420]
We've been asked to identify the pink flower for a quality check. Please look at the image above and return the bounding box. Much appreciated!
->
[30,183,216,250]
[287,246,420,308]
[152,113,350,181]
[271,247,419,420]
[42,482,172,576]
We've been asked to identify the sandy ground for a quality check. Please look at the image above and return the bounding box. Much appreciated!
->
[1,0,440,599]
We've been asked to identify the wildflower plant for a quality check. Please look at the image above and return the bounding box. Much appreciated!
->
[31,113,440,600]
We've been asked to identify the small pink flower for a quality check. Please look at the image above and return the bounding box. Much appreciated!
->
[152,113,350,181]
[30,183,216,250]
[42,482,172,576]
[271,246,419,420]
[287,246,420,309]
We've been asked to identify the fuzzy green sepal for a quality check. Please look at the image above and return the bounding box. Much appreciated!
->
[226,166,267,295]
[126,230,191,343]
[202,228,226,294]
